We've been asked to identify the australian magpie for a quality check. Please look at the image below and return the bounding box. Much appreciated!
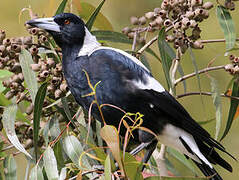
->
[27,13,234,179]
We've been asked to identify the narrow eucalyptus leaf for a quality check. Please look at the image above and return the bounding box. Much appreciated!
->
[221,81,239,140]
[3,155,17,180]
[55,0,68,15]
[29,165,44,180]
[2,103,32,158]
[210,77,222,140]
[43,147,59,180]
[158,28,174,90]
[19,49,38,103]
[33,83,47,161]
[86,0,106,30]
[216,6,236,51]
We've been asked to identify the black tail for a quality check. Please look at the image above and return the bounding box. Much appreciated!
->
[193,160,223,180]
[193,138,233,180]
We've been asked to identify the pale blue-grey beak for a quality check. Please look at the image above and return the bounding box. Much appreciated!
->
[26,17,60,32]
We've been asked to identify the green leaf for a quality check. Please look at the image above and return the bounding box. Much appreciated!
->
[216,5,236,51]
[104,154,111,180]
[63,135,91,170]
[140,54,152,72]
[85,0,106,30]
[3,155,17,180]
[92,30,132,44]
[43,147,59,180]
[54,141,65,171]
[2,102,32,158]
[61,97,73,123]
[19,49,38,103]
[80,1,113,31]
[124,152,143,180]
[167,147,197,175]
[55,0,68,15]
[221,81,239,140]
[210,77,222,140]
[100,125,125,176]
[29,165,44,180]
[33,83,47,161]
[158,28,175,90]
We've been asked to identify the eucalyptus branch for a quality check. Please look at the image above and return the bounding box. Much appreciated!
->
[200,38,239,44]
[176,91,239,101]
[137,25,173,56]
[174,65,226,86]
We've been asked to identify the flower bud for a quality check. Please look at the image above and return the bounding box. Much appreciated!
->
[122,27,131,35]
[31,64,41,72]
[139,16,147,25]
[155,16,163,26]
[47,58,55,68]
[130,16,139,25]
[40,70,49,78]
[5,90,15,99]
[0,30,6,42]
[145,12,155,20]
[202,2,214,10]
[60,83,68,92]
[185,11,195,19]
[26,104,33,115]
[192,40,204,49]
[154,7,161,14]
[54,89,63,99]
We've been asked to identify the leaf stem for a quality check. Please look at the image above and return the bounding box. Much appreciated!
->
[174,65,226,86]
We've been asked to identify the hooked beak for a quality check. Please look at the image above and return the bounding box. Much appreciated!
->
[26,17,60,32]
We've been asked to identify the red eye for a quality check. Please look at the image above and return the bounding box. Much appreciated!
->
[64,19,70,25]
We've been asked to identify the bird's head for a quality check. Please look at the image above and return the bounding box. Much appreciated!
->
[26,13,86,48]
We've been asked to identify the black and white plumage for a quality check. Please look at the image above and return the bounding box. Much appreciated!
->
[27,13,234,179]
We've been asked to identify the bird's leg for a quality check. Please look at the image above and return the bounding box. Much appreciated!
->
[130,140,158,171]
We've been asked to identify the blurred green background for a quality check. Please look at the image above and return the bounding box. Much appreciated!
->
[1,0,238,179]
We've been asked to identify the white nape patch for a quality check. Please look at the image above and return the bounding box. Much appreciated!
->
[89,46,150,73]
[158,124,213,168]
[133,75,165,93]
[77,27,101,56]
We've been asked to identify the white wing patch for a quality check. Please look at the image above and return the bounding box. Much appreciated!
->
[158,124,213,168]
[133,75,165,93]
[77,27,100,57]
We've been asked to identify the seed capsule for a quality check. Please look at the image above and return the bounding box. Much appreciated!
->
[3,38,11,46]
[60,83,68,92]
[164,19,172,27]
[155,16,163,25]
[5,90,15,99]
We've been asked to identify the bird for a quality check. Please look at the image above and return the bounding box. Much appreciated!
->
[27,13,234,179]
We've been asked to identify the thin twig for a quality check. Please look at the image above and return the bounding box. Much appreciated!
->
[200,38,239,44]
[176,91,239,100]
[174,65,226,86]
[132,31,138,51]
